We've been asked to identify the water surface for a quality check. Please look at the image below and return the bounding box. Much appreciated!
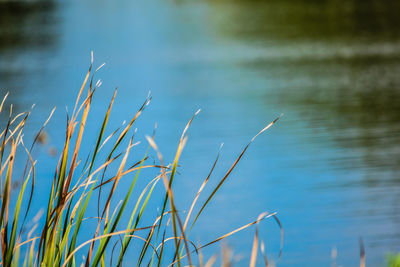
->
[1,0,400,266]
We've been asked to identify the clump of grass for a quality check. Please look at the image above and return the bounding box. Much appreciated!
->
[387,253,400,267]
[0,57,281,267]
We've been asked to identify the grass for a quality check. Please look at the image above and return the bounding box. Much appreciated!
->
[387,254,400,267]
[0,57,282,267]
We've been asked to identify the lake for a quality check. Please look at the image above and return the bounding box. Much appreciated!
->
[1,0,400,266]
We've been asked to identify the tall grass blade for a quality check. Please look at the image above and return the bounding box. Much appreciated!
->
[190,117,281,233]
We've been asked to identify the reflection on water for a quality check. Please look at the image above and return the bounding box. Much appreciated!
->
[208,0,400,180]
[0,1,56,50]
[1,0,400,266]
[210,0,400,41]
[0,0,58,110]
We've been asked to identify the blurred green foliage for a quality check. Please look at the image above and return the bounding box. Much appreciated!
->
[387,254,400,267]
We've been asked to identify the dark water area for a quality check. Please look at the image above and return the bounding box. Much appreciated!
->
[1,0,400,266]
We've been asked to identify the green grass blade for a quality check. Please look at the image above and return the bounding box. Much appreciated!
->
[4,170,31,266]
[116,169,159,266]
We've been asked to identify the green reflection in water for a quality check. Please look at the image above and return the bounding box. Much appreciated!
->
[203,0,400,182]
[206,0,400,42]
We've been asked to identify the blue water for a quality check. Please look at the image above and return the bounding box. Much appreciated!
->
[1,0,400,266]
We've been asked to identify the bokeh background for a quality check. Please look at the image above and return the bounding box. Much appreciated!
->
[1,0,400,266]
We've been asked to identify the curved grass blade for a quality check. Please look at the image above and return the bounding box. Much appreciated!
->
[190,116,281,233]
[168,212,278,267]
[62,226,155,267]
